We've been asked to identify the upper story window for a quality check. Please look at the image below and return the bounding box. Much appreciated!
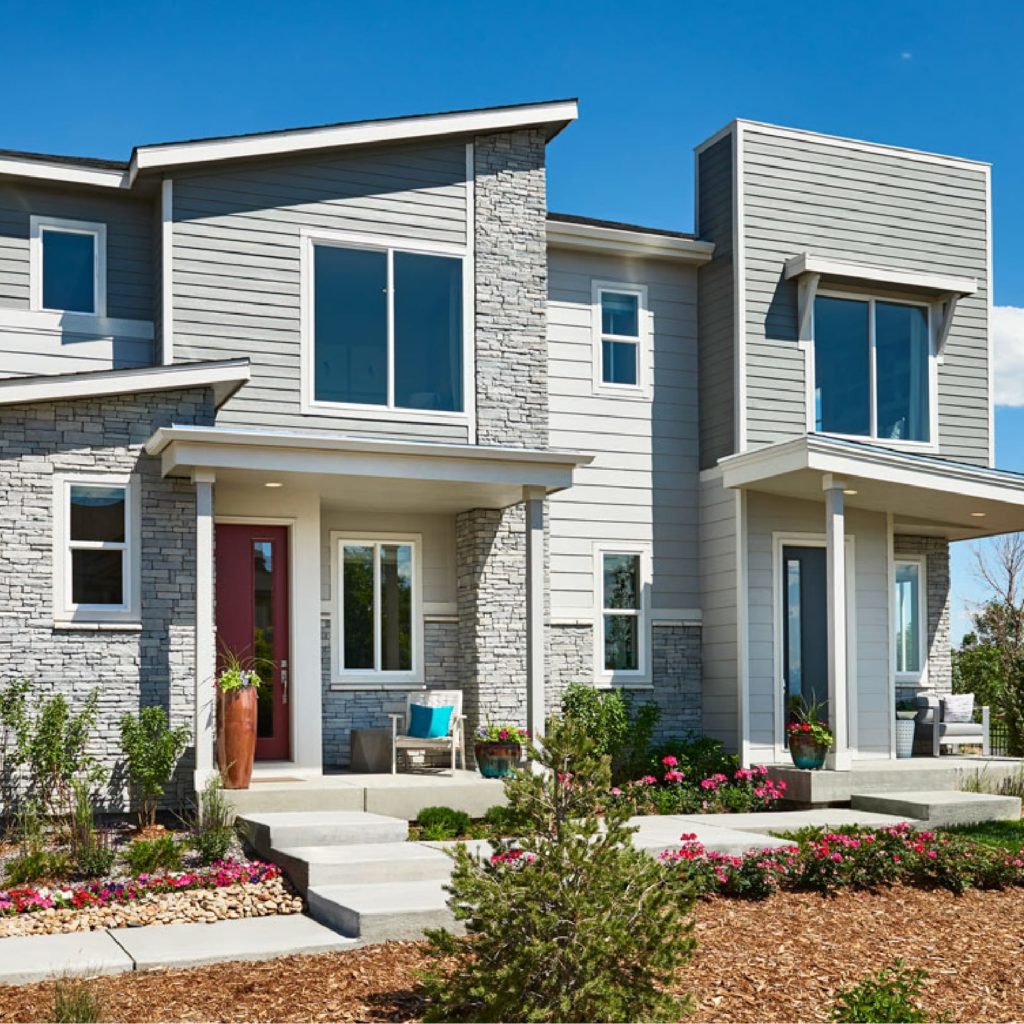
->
[30,216,107,316]
[308,236,465,415]
[592,282,650,396]
[813,295,932,443]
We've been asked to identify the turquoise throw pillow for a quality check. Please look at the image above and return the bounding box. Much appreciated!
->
[408,703,454,739]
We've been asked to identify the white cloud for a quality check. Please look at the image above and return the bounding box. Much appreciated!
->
[993,305,1024,406]
[900,51,913,60]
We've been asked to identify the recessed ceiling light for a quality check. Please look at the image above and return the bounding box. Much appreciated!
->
[970,510,987,518]
[264,482,283,489]
[843,489,858,496]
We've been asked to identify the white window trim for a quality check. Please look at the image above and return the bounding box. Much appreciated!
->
[53,472,140,625]
[30,215,107,318]
[593,543,651,685]
[330,531,423,685]
[894,554,928,685]
[299,225,472,425]
[591,281,652,399]
[806,290,939,452]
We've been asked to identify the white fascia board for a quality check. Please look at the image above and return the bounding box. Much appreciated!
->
[0,359,250,408]
[546,220,714,265]
[129,100,579,183]
[783,253,977,297]
[0,155,128,189]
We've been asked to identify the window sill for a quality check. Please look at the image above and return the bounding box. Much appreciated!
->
[53,620,143,632]
[592,682,655,691]
[0,308,154,340]
[301,400,470,426]
[591,384,652,402]
[329,682,428,693]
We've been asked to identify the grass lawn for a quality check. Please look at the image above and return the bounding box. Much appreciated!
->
[3,886,1024,1022]
[938,819,1024,851]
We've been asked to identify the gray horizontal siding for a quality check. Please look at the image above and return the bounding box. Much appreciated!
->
[696,134,735,470]
[547,248,699,617]
[171,141,470,441]
[739,125,990,465]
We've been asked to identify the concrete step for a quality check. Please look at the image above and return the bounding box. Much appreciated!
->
[307,879,458,943]
[851,790,1022,827]
[240,810,408,857]
[272,841,454,890]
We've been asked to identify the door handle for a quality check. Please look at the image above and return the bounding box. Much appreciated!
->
[280,660,289,705]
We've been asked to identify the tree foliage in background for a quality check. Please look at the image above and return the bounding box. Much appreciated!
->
[422,715,695,1023]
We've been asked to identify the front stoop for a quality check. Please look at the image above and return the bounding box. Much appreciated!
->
[239,810,409,858]
[850,790,1022,827]
[307,880,459,943]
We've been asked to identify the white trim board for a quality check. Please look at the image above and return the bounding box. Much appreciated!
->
[0,154,127,189]
[160,178,174,365]
[546,218,713,264]
[0,308,153,340]
[29,215,107,318]
[784,253,977,299]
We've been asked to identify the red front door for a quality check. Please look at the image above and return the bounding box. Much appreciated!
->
[215,524,290,761]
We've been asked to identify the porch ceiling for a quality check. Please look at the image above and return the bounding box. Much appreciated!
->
[145,425,593,513]
[719,435,1024,541]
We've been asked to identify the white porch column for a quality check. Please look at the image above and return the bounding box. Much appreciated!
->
[823,474,851,770]
[524,486,546,743]
[193,470,217,789]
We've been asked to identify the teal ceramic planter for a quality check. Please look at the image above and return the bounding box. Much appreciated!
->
[474,741,522,778]
[789,734,829,770]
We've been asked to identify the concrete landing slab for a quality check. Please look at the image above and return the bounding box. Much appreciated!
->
[629,818,794,856]
[273,840,453,889]
[675,809,918,835]
[240,810,408,856]
[851,790,1022,827]
[0,931,133,986]
[111,914,354,970]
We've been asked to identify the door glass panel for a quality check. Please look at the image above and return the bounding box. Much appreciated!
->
[380,544,413,671]
[814,296,870,436]
[253,541,274,738]
[895,562,921,673]
[782,546,829,742]
[876,302,929,441]
[343,544,375,669]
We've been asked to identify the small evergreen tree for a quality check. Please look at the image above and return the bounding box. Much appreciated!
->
[422,716,695,1023]
[119,706,190,828]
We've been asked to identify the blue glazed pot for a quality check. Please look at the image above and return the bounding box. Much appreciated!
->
[789,735,829,770]
[474,742,522,778]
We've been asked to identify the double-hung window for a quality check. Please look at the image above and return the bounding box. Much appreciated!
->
[894,557,927,682]
[593,282,648,393]
[310,238,464,414]
[30,216,106,316]
[813,295,931,443]
[597,547,649,682]
[335,534,422,682]
[54,475,139,624]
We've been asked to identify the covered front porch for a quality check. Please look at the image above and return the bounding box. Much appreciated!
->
[719,434,1024,770]
[143,426,591,786]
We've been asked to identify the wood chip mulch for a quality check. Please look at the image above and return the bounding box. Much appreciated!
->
[3,886,1024,1022]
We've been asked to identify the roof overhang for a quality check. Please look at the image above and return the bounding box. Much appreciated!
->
[719,435,1024,541]
[145,426,593,513]
[783,253,977,298]
[0,153,128,190]
[0,359,250,409]
[546,217,714,265]
[129,99,579,183]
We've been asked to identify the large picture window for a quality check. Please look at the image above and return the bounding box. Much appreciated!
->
[814,295,931,443]
[894,557,927,681]
[596,547,649,682]
[336,535,421,681]
[312,241,463,413]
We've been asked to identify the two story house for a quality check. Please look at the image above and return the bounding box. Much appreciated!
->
[0,98,1018,793]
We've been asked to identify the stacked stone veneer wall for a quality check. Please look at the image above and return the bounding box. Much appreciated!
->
[0,387,215,809]
[321,617,459,767]
[894,535,952,697]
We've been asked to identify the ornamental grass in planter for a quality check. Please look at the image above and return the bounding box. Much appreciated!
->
[216,650,263,790]
[787,698,834,769]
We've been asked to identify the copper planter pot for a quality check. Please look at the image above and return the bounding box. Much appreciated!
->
[218,687,258,789]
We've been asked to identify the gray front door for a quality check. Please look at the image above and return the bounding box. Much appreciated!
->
[781,545,828,739]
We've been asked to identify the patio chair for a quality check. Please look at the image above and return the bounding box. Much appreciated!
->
[388,690,466,775]
[914,691,990,757]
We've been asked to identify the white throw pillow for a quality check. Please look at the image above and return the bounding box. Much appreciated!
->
[943,693,974,723]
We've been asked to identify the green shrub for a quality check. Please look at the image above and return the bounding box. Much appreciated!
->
[422,715,695,1023]
[124,834,182,875]
[5,849,70,885]
[649,734,737,780]
[188,775,235,865]
[51,977,103,1023]
[481,803,530,835]
[417,805,471,841]
[74,840,115,880]
[830,960,930,1023]
[119,706,191,829]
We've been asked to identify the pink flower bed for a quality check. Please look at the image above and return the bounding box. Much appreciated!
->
[612,761,787,815]
[0,859,281,917]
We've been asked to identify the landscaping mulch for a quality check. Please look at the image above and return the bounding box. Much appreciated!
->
[4,886,1024,1022]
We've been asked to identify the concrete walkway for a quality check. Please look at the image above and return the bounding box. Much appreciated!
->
[0,915,353,987]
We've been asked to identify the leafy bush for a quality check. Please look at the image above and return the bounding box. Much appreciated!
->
[119,706,191,828]
[560,682,659,781]
[830,960,930,1023]
[124,834,182,875]
[5,849,71,885]
[417,805,471,841]
[422,715,695,1023]
[481,803,530,835]
[649,734,738,780]
[187,774,235,865]
[51,977,104,1023]
[73,840,115,880]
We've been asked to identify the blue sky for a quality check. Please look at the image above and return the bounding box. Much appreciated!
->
[3,0,1024,640]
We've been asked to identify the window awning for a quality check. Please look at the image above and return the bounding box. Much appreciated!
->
[719,435,1024,541]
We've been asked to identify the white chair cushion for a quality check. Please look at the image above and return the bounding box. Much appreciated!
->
[944,693,974,723]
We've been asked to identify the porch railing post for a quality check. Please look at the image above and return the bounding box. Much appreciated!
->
[194,470,217,790]
[524,486,546,744]
[823,474,851,770]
